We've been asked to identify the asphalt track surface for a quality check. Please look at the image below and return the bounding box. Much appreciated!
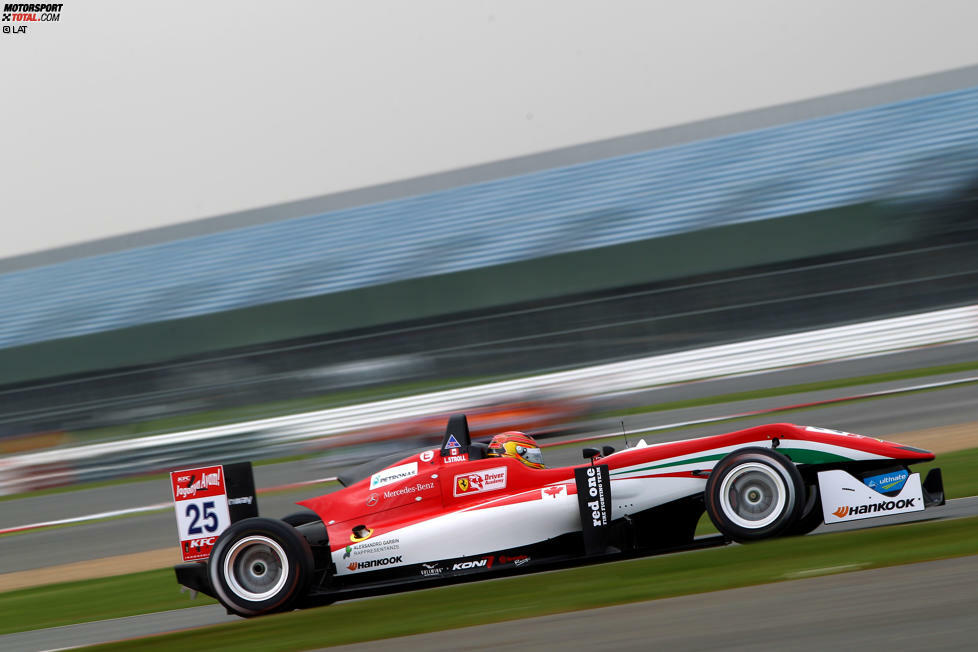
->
[327,555,978,652]
[2,343,978,649]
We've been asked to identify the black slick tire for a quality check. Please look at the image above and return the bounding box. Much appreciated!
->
[208,517,314,617]
[704,447,804,542]
[784,482,824,536]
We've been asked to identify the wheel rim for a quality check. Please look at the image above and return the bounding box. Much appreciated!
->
[223,535,289,602]
[718,462,787,529]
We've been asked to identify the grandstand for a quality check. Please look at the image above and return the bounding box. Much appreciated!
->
[1,84,977,353]
[0,66,977,400]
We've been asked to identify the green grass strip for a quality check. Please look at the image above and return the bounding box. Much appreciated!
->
[916,446,978,500]
[0,569,216,636]
[81,516,978,651]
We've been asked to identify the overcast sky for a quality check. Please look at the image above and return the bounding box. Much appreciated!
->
[2,0,978,260]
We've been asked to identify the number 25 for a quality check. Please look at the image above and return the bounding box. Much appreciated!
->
[186,501,219,534]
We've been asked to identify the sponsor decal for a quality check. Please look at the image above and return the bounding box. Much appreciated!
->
[185,537,217,548]
[346,556,403,571]
[542,485,567,499]
[420,450,435,462]
[818,469,925,523]
[498,554,530,566]
[451,556,494,571]
[182,536,218,560]
[832,498,917,518]
[805,426,881,442]
[382,481,436,499]
[370,462,418,489]
[443,453,468,464]
[420,562,443,577]
[805,426,852,436]
[227,496,253,506]
[171,465,233,562]
[446,434,462,449]
[366,493,379,507]
[454,467,507,496]
[575,464,612,555]
[863,470,909,494]
[172,467,224,500]
[584,467,609,527]
[347,537,400,556]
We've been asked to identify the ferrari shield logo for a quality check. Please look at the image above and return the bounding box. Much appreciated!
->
[453,467,507,496]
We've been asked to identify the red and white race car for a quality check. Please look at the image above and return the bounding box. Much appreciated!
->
[171,415,944,617]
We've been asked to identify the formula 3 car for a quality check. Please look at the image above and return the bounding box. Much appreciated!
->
[170,415,945,617]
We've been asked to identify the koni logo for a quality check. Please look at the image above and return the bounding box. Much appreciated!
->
[451,556,494,571]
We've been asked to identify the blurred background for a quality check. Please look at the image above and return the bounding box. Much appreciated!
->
[2,2,978,495]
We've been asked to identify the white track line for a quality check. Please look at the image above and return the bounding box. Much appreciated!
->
[0,477,338,535]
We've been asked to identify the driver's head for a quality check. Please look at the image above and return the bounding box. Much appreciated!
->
[487,431,544,469]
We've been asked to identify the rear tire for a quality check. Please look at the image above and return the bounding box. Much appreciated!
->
[705,447,804,542]
[208,517,314,617]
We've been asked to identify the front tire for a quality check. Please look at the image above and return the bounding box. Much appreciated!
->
[784,482,824,536]
[208,517,314,617]
[705,447,804,542]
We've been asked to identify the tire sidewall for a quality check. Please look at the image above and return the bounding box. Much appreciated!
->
[705,447,804,542]
[208,517,313,617]
[785,481,824,536]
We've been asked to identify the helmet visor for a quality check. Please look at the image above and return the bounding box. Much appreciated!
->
[515,445,544,466]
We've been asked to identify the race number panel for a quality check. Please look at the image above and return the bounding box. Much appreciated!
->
[171,465,232,561]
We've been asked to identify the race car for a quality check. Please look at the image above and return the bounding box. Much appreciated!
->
[170,415,945,617]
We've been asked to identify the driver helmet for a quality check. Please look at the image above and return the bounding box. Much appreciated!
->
[487,431,545,469]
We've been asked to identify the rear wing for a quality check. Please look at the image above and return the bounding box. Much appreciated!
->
[170,462,258,562]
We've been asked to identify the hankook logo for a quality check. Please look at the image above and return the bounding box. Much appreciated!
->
[833,497,917,519]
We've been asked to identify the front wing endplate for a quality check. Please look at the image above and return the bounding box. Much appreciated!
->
[818,470,925,524]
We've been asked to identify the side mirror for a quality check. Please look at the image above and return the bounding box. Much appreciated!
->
[582,447,600,459]
[602,445,615,457]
